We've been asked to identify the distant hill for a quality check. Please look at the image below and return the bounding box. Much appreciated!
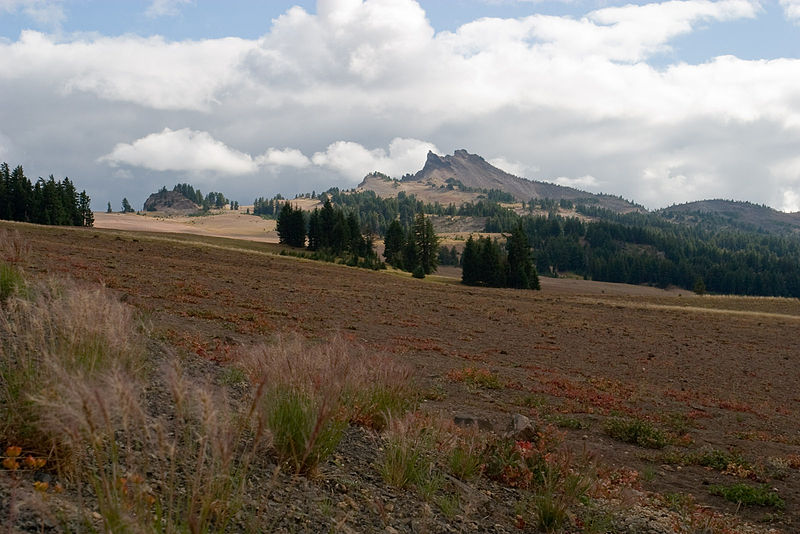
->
[658,199,800,235]
[143,189,200,213]
[359,149,642,213]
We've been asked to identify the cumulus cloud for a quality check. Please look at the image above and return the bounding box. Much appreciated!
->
[257,148,312,169]
[99,128,258,175]
[2,0,800,211]
[311,138,439,180]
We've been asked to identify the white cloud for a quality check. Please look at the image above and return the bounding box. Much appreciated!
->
[781,190,800,212]
[145,0,194,18]
[2,0,800,211]
[0,31,253,111]
[257,148,312,169]
[311,138,439,180]
[99,128,258,175]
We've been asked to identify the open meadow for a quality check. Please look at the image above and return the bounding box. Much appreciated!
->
[2,220,799,533]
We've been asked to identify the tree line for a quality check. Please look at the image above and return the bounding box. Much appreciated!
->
[484,204,800,297]
[0,163,93,227]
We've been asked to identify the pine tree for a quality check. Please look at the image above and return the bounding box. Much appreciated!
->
[383,219,405,268]
[412,212,439,274]
[121,198,134,213]
[107,201,112,213]
[461,235,479,285]
[506,223,537,289]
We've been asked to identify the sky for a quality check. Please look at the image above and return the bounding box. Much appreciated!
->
[1,0,799,212]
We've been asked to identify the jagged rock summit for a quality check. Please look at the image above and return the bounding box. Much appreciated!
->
[358,149,641,212]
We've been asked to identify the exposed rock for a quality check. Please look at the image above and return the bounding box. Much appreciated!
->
[453,413,493,431]
[143,189,199,213]
[506,413,537,442]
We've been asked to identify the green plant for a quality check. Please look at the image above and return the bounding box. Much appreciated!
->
[604,417,668,449]
[0,262,24,301]
[549,415,587,430]
[447,444,484,481]
[708,483,785,509]
[266,387,347,474]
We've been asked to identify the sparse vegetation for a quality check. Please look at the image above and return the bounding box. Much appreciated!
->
[709,483,785,509]
[604,417,669,449]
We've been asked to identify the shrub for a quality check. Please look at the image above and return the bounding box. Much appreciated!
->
[412,265,425,279]
[709,483,785,509]
[447,367,503,389]
[604,417,668,449]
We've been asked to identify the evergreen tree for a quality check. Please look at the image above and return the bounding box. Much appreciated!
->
[383,219,405,268]
[107,201,112,213]
[307,208,322,251]
[461,235,479,285]
[121,198,134,213]
[506,223,538,289]
[412,212,439,274]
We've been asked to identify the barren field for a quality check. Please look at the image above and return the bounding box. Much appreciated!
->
[93,210,279,242]
[5,220,800,532]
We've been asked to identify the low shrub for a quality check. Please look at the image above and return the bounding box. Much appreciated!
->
[709,483,785,509]
[604,417,668,449]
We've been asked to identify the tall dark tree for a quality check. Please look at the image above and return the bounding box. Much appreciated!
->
[411,212,439,275]
[121,198,134,213]
[307,208,322,251]
[383,219,405,268]
[461,235,479,285]
[506,223,539,289]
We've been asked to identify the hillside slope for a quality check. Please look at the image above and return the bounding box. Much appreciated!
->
[659,199,800,234]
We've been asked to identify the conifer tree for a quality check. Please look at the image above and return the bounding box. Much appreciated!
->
[383,219,405,268]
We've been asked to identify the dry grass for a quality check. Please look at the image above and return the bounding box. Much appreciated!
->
[236,333,413,473]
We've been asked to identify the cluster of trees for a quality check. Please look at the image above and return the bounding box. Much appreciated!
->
[383,213,439,277]
[277,200,382,269]
[252,195,285,217]
[438,246,459,266]
[170,183,229,210]
[0,163,93,227]
[461,225,540,289]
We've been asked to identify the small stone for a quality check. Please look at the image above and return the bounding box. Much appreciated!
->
[454,413,492,430]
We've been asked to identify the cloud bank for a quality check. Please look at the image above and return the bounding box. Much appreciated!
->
[1,0,799,211]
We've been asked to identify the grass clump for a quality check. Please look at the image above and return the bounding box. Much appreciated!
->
[604,417,668,449]
[709,483,785,509]
[380,413,439,490]
[0,262,25,302]
[238,334,413,473]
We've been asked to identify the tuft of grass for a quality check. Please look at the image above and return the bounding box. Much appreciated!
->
[549,415,588,430]
[0,262,25,302]
[0,279,145,451]
[380,414,436,490]
[238,334,414,472]
[709,483,785,509]
[265,387,347,474]
[604,417,668,449]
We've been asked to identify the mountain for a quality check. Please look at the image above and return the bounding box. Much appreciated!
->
[358,149,641,213]
[658,199,800,235]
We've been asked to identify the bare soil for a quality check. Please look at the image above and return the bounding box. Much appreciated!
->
[6,220,800,532]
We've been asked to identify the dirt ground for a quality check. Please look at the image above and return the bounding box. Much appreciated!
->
[8,220,800,531]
